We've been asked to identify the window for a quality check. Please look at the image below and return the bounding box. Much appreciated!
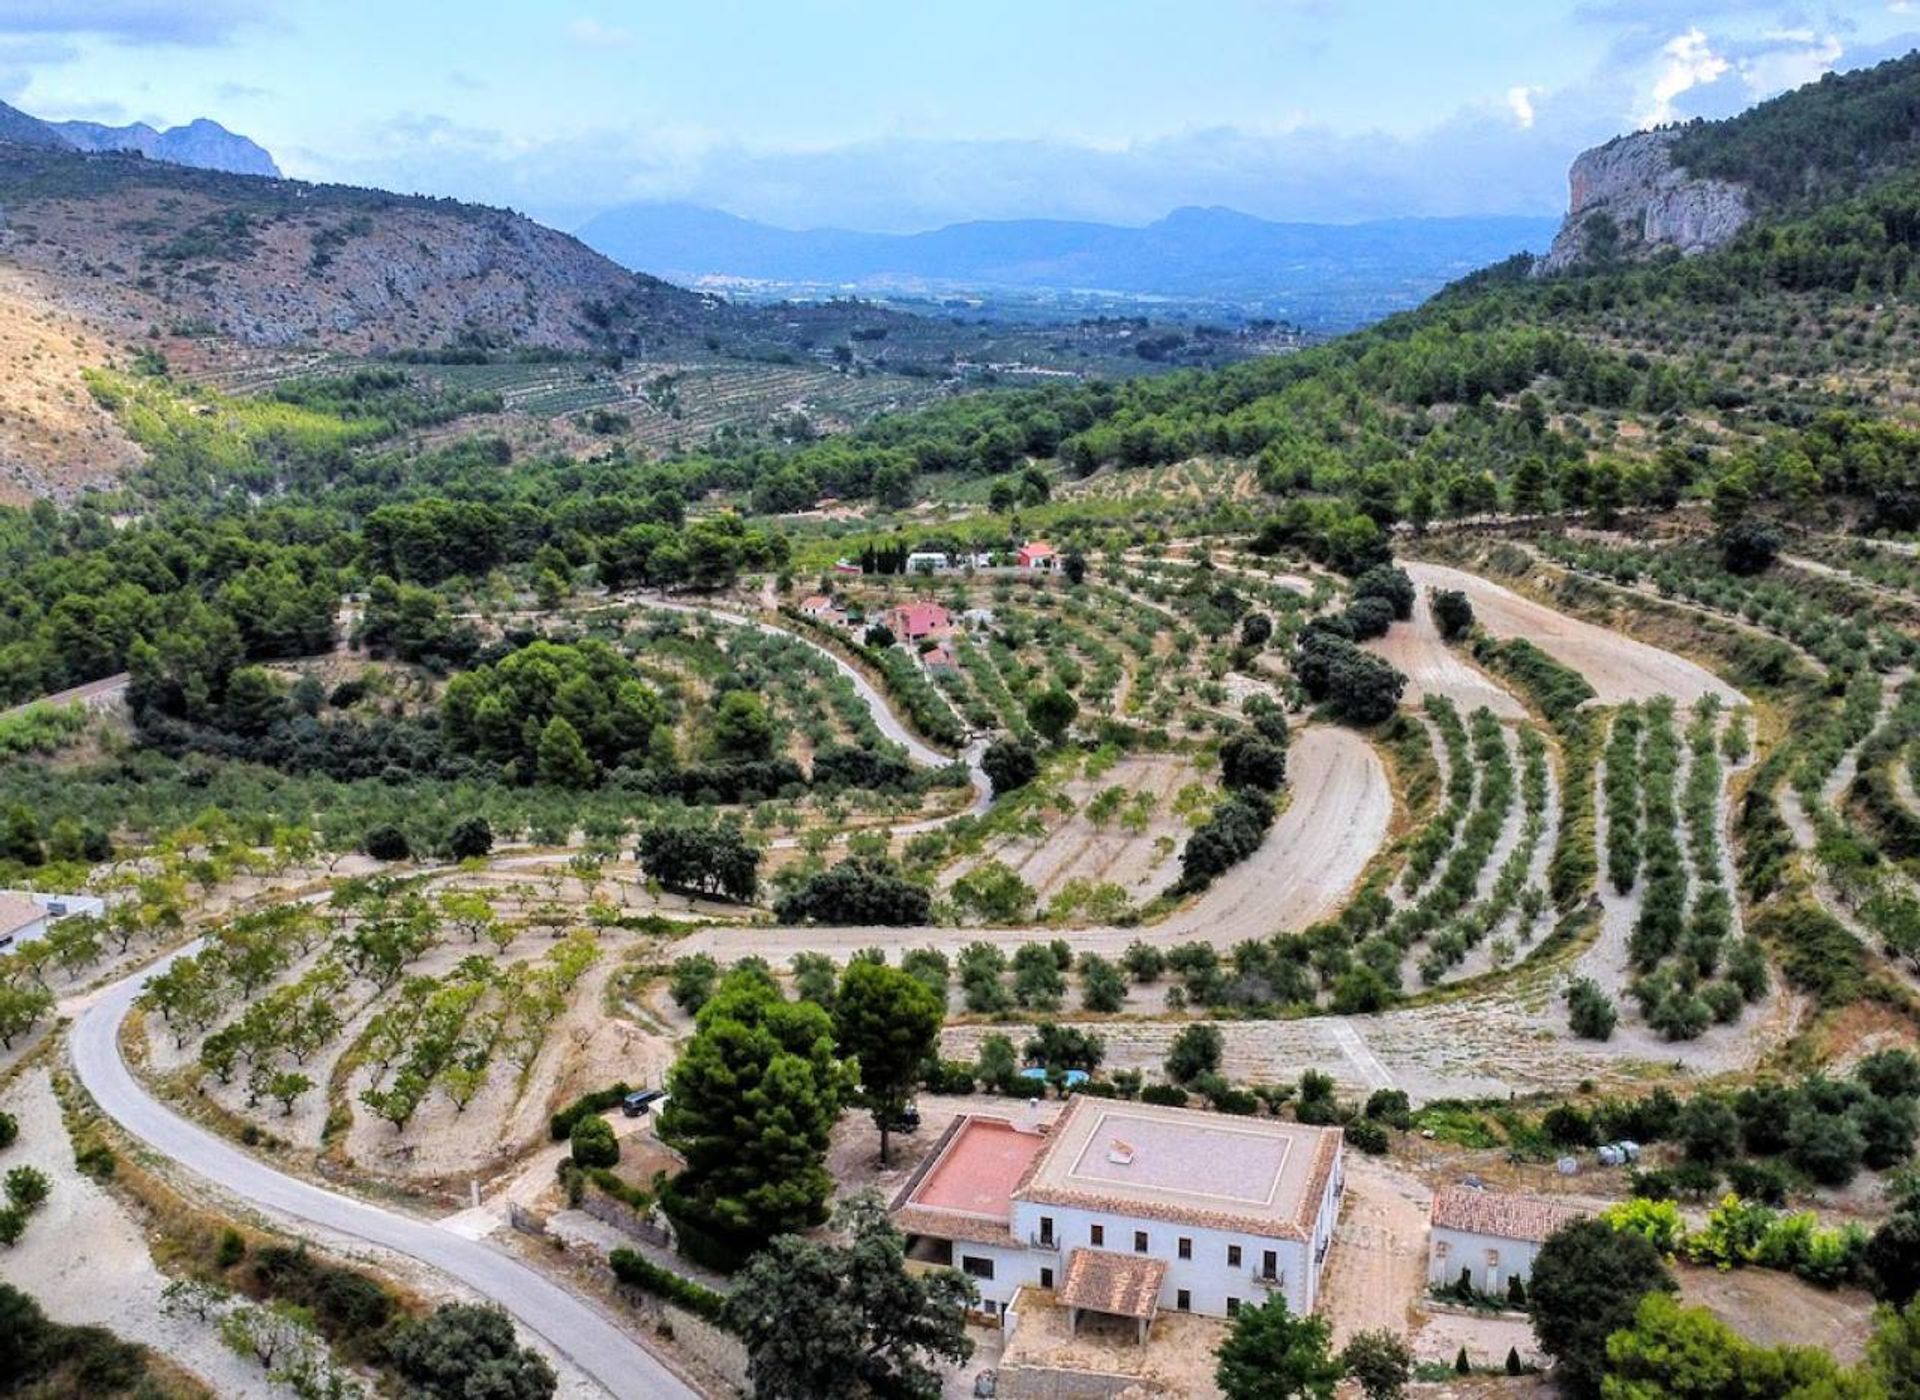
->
[1134,1230,1149,1254]
[1175,1289,1191,1312]
[1091,1224,1105,1247]
[961,1256,995,1281]
[1227,1245,1242,1268]
[1434,1239,1450,1258]
[1178,1237,1192,1260]
[1226,1297,1241,1317]
[1262,1250,1278,1281]
[1040,1267,1054,1290]
[1039,1216,1054,1246]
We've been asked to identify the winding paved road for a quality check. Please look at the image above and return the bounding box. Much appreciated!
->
[69,947,694,1400]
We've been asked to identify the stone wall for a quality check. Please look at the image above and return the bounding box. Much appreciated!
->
[997,1363,1176,1399]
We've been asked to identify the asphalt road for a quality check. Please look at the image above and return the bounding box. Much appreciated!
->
[69,946,696,1400]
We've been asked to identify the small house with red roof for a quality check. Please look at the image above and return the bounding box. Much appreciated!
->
[886,601,952,642]
[1017,540,1058,571]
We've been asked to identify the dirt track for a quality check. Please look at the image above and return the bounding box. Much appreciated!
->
[678,724,1391,960]
[1404,560,1741,707]
[1365,585,1527,720]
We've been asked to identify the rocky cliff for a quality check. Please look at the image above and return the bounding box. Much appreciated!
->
[1537,129,1750,274]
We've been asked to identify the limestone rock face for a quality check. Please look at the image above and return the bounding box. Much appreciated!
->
[1537,129,1750,274]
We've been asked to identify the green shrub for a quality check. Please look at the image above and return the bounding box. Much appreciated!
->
[569,1115,620,1170]
[549,1083,634,1141]
[608,1247,731,1328]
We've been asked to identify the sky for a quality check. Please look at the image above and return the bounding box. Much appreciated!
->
[2,1,1917,233]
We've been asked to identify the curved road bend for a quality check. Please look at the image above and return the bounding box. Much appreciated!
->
[70,947,695,1400]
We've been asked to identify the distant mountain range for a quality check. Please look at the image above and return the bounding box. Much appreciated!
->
[575,203,1562,326]
[0,100,278,177]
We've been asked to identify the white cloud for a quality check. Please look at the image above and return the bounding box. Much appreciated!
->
[1638,26,1731,125]
[566,18,633,49]
[1507,85,1539,128]
[1738,30,1843,96]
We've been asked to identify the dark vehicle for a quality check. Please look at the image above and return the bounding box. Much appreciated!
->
[622,1089,667,1117]
[881,1104,921,1133]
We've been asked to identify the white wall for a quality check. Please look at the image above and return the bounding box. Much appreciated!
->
[1009,1190,1334,1319]
[1427,1227,1547,1295]
[0,914,48,951]
[912,1142,1347,1323]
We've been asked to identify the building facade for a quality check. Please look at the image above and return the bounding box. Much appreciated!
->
[0,890,106,953]
[892,1097,1345,1326]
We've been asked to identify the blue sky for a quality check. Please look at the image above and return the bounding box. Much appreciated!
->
[3,1,1916,230]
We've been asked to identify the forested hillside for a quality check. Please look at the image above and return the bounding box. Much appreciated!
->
[5,51,1920,848]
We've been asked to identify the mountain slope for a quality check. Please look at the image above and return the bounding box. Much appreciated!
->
[0,102,69,150]
[1540,48,1920,272]
[51,116,280,177]
[0,142,717,356]
[576,202,1560,325]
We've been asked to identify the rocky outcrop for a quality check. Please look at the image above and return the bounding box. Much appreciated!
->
[52,117,281,178]
[1536,129,1750,274]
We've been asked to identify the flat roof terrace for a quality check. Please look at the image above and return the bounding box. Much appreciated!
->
[1016,1098,1341,1242]
[891,1114,1052,1247]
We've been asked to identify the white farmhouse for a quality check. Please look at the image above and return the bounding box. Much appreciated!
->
[0,889,106,953]
[891,1096,1345,1334]
[1427,1186,1587,1296]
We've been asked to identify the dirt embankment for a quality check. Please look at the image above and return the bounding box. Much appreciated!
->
[1365,582,1527,720]
[0,265,142,503]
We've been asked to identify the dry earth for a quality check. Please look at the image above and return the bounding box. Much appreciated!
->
[678,724,1391,961]
[1404,560,1741,707]
[0,1068,278,1397]
[1365,585,1528,720]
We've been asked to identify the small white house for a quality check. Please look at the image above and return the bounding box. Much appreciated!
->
[907,551,952,575]
[1428,1186,1587,1296]
[0,890,105,953]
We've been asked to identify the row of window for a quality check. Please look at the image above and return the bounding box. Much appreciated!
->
[1035,1216,1282,1279]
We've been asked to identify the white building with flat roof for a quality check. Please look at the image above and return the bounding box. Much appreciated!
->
[0,889,106,953]
[890,1096,1345,1333]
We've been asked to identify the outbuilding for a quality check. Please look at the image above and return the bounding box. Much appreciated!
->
[1427,1186,1587,1297]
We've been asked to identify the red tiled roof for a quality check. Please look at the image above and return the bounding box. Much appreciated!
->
[1057,1248,1167,1319]
[1430,1187,1587,1244]
[0,892,42,936]
[889,1114,1047,1247]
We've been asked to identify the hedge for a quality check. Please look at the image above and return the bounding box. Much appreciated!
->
[608,1248,731,1329]
[549,1083,633,1141]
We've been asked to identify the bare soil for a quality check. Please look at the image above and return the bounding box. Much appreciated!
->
[1404,561,1741,707]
